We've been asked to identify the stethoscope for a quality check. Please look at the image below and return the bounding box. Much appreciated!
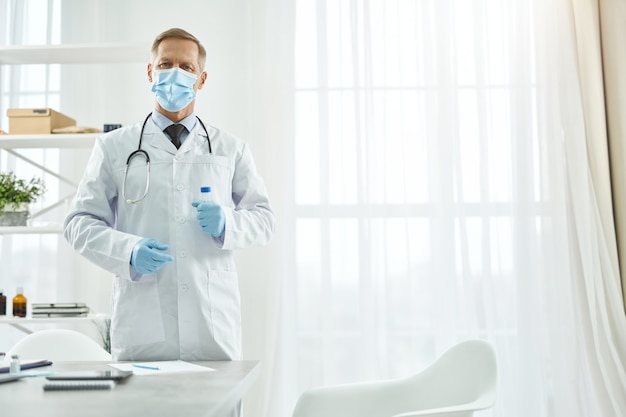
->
[122,113,212,204]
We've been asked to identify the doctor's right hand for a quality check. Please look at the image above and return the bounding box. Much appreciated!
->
[130,238,174,274]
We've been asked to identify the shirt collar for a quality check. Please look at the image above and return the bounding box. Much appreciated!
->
[151,110,197,133]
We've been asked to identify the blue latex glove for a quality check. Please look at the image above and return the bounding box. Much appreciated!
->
[191,200,226,237]
[130,238,174,274]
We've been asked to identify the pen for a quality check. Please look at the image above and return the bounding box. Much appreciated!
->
[132,364,160,370]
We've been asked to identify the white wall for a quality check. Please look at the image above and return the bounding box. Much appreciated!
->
[59,0,250,136]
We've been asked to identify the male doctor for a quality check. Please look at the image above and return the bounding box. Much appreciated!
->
[64,28,275,363]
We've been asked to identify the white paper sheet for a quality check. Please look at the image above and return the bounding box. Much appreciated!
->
[109,360,215,376]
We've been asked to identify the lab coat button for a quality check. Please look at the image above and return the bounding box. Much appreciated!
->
[176,184,185,191]
[180,284,189,291]
[176,216,186,224]
[180,250,188,257]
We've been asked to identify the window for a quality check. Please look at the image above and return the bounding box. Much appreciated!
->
[292,1,545,414]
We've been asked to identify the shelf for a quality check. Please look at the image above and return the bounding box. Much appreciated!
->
[0,43,150,65]
[0,133,98,149]
[0,225,63,235]
[0,313,110,335]
[0,313,109,324]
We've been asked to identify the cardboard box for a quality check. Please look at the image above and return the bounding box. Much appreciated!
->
[7,108,76,134]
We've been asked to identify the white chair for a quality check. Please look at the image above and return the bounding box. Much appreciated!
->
[6,329,111,361]
[292,339,497,417]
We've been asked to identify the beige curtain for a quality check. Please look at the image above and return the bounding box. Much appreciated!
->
[572,0,626,306]
[570,0,626,308]
[567,0,626,413]
[599,0,626,308]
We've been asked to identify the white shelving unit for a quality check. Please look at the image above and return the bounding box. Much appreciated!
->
[0,42,147,342]
[0,133,98,235]
[0,42,148,234]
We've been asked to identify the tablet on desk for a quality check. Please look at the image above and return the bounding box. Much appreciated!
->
[46,370,133,381]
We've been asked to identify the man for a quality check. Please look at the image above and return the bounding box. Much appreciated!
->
[64,28,275,362]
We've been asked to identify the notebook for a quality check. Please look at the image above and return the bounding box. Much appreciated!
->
[43,380,116,391]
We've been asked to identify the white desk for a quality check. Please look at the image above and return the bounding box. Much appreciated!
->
[0,360,260,417]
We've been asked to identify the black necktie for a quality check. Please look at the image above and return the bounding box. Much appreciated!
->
[165,124,186,149]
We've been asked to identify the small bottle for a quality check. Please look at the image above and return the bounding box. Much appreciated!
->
[12,287,27,318]
[0,289,6,316]
[200,186,211,201]
[10,355,20,374]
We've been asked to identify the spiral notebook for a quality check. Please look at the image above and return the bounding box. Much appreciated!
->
[43,380,116,391]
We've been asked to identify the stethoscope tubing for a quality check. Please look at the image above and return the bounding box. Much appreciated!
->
[122,113,212,204]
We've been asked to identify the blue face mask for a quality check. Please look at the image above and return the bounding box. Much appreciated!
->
[151,68,198,112]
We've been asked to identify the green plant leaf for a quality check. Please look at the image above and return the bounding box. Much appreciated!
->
[0,171,46,212]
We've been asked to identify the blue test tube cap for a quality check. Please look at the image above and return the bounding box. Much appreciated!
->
[200,186,211,193]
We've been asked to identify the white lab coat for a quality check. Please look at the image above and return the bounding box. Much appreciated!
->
[64,117,274,361]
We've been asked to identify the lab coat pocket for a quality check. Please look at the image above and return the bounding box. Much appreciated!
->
[207,270,241,355]
[111,275,166,348]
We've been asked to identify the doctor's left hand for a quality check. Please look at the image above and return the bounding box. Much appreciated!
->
[130,238,174,274]
[192,200,226,237]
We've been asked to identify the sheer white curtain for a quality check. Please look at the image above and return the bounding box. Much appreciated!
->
[260,0,625,416]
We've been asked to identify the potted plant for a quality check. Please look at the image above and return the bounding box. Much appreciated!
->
[0,171,46,226]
